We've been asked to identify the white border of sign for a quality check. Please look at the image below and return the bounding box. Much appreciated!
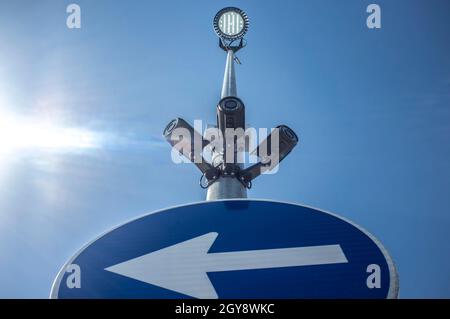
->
[50,199,399,299]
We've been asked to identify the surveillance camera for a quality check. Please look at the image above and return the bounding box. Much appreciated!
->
[217,97,245,133]
[239,125,299,185]
[216,97,246,165]
[252,125,299,166]
[163,118,214,174]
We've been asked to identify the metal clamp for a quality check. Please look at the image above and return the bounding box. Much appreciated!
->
[199,166,221,189]
[219,38,246,54]
[200,164,255,190]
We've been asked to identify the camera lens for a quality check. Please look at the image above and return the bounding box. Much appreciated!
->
[280,125,298,142]
[164,119,178,135]
[224,99,238,110]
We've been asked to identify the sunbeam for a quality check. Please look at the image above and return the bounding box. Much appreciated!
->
[0,112,100,154]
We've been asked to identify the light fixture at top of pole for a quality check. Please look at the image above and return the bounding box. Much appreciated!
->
[213,7,249,52]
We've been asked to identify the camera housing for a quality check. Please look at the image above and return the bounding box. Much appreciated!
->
[216,97,245,133]
[163,118,213,174]
[239,125,299,185]
[252,125,299,167]
[216,97,246,165]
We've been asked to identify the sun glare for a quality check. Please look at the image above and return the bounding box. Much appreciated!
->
[0,112,100,154]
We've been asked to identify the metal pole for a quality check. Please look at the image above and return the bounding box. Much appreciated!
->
[221,50,237,98]
[206,50,247,200]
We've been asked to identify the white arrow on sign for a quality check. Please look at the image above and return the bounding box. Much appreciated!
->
[105,232,348,299]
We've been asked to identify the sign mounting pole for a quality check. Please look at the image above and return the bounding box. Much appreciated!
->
[207,49,247,200]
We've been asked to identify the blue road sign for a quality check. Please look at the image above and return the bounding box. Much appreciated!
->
[51,200,398,299]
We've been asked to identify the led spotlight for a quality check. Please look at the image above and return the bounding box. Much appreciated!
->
[213,7,249,41]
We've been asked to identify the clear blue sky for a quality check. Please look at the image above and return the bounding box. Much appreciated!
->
[0,0,449,298]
